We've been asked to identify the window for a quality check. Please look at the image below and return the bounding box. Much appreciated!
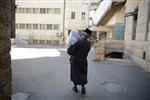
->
[40,24,46,30]
[16,8,61,14]
[99,32,107,40]
[19,8,25,13]
[39,40,45,44]
[33,24,38,29]
[71,12,75,19]
[82,12,85,20]
[53,40,59,45]
[47,8,53,14]
[47,24,53,30]
[26,8,32,13]
[46,40,52,44]
[16,8,19,13]
[33,40,39,44]
[40,8,46,14]
[113,23,125,40]
[54,24,60,30]
[143,51,146,60]
[26,24,32,29]
[54,8,60,14]
[19,24,25,29]
[132,8,138,40]
[33,8,39,14]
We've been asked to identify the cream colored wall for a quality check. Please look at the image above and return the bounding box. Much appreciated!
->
[106,14,117,26]
[106,8,125,26]
[124,0,150,72]
[104,8,125,39]
[65,2,89,35]
[64,2,90,41]
[107,31,112,39]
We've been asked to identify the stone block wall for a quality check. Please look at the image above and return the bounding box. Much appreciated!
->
[124,0,150,73]
[93,41,105,61]
[0,0,12,99]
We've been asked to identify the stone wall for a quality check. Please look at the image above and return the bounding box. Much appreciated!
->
[0,0,12,99]
[124,0,150,72]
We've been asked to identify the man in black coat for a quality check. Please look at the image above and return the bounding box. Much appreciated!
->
[67,28,92,95]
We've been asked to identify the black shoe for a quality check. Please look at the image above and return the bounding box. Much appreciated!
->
[81,87,86,95]
[72,87,78,93]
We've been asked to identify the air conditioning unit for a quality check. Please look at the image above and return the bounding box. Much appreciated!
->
[56,32,62,37]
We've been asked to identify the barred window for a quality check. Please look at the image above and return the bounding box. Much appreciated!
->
[39,40,45,44]
[82,12,85,20]
[33,40,39,44]
[46,40,52,44]
[40,24,46,30]
[16,7,61,14]
[40,8,46,14]
[54,8,60,14]
[47,24,53,30]
[16,23,61,30]
[26,8,32,13]
[54,24,60,30]
[19,8,25,13]
[33,24,38,29]
[53,40,59,45]
[26,24,32,29]
[47,8,53,14]
[33,8,39,14]
[19,24,25,29]
[71,12,75,19]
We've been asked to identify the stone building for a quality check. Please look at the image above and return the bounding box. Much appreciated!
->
[15,0,64,45]
[0,0,13,99]
[124,0,150,72]
[64,0,90,38]
[89,0,126,41]
[90,0,150,72]
[89,0,126,61]
[14,0,96,45]
[0,0,97,99]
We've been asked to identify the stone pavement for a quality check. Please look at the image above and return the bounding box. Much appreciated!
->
[11,46,150,100]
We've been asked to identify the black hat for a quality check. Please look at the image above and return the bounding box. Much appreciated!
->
[83,28,92,36]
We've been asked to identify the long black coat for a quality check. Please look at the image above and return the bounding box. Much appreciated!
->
[67,38,91,85]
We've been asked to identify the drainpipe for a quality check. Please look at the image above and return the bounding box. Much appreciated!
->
[63,0,66,42]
